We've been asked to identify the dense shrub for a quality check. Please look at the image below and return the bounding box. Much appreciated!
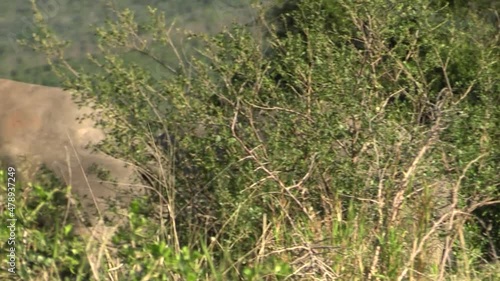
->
[3,0,498,279]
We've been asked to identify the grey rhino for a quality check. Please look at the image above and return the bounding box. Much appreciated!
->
[0,79,143,235]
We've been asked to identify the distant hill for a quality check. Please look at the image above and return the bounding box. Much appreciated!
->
[0,0,269,85]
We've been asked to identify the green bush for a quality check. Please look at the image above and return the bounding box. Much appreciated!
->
[5,0,498,279]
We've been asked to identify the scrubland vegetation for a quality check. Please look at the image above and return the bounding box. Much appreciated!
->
[1,0,499,280]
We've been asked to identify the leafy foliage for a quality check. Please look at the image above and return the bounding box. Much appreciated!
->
[2,0,499,279]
